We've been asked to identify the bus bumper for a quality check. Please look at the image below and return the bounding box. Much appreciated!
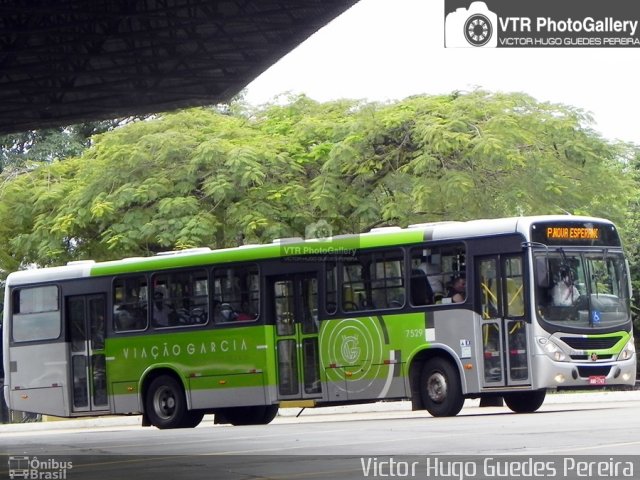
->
[533,354,636,390]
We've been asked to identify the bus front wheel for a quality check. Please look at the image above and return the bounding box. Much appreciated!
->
[504,389,546,413]
[145,375,196,429]
[420,358,464,417]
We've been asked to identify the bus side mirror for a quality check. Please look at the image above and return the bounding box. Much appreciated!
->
[536,257,550,288]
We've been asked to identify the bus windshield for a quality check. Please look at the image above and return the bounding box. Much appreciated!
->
[536,250,630,329]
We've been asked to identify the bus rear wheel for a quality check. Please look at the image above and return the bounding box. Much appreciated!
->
[215,405,279,426]
[504,389,546,413]
[420,358,464,417]
[145,375,198,429]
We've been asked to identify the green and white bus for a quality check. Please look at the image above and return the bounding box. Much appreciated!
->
[2,215,636,428]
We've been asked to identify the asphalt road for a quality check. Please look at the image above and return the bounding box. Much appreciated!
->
[1,390,639,479]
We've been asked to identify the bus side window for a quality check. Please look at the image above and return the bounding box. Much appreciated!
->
[410,245,465,305]
[213,265,259,323]
[11,285,61,342]
[341,250,404,311]
[151,269,208,327]
[504,257,524,318]
[372,254,404,308]
[113,276,148,332]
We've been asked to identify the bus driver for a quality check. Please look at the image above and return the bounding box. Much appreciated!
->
[551,268,579,306]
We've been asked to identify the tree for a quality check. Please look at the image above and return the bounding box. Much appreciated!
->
[0,118,144,172]
[0,91,635,274]
[310,91,634,230]
[621,149,640,342]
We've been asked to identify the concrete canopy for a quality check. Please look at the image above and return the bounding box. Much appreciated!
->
[0,0,359,135]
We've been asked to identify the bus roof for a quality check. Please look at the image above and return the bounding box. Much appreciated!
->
[425,215,614,242]
[5,215,615,286]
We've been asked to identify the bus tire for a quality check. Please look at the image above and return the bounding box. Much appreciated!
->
[504,389,546,413]
[145,375,192,429]
[216,405,279,426]
[420,358,464,417]
[182,410,205,428]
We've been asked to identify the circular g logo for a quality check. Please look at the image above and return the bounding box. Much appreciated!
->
[341,335,361,363]
[465,13,493,46]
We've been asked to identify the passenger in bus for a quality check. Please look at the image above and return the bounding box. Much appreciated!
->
[419,262,444,298]
[219,303,238,322]
[114,305,135,330]
[153,291,172,327]
[235,311,256,321]
[411,268,434,305]
[235,301,258,321]
[448,274,466,303]
[551,268,579,306]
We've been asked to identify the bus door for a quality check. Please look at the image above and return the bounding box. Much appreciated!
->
[476,255,530,387]
[270,273,322,400]
[67,294,109,412]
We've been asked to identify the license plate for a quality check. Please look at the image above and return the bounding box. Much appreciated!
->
[589,375,606,385]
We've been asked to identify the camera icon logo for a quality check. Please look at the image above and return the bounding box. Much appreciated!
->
[305,220,332,242]
[445,2,498,48]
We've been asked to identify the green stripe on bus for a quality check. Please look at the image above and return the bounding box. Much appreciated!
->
[89,231,425,277]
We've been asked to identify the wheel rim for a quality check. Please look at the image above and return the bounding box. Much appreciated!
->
[427,372,447,403]
[153,385,177,420]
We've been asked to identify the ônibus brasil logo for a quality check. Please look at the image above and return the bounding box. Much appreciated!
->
[8,456,73,480]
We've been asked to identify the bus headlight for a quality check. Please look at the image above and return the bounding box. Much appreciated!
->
[538,337,567,362]
[617,339,636,361]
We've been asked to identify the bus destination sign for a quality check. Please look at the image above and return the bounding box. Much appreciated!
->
[531,221,620,247]
[545,226,600,241]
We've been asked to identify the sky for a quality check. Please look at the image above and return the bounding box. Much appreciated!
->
[245,0,640,145]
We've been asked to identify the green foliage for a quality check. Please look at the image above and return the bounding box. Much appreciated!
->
[0,92,636,275]
[0,119,137,172]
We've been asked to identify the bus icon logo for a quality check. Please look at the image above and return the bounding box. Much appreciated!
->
[8,456,30,479]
